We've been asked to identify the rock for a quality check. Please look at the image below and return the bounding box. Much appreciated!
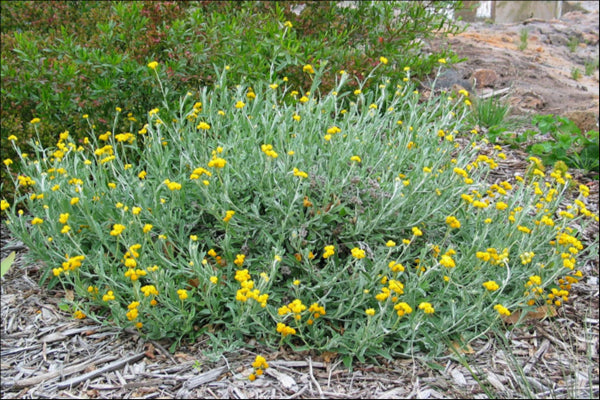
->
[471,69,499,88]
[564,110,599,133]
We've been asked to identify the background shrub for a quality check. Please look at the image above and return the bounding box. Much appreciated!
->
[1,0,464,201]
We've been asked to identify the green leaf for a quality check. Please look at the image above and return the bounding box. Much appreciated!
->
[1,251,16,278]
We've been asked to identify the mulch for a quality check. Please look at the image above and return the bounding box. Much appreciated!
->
[1,140,598,399]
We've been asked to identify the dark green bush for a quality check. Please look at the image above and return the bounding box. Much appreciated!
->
[1,0,464,200]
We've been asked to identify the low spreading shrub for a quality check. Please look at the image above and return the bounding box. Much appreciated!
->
[2,63,597,364]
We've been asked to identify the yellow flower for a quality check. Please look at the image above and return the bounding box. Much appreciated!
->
[482,281,499,291]
[351,247,366,259]
[70,197,80,205]
[110,224,126,236]
[0,199,9,211]
[177,289,188,301]
[440,254,455,268]
[148,61,159,70]
[445,216,461,229]
[30,117,41,124]
[208,157,227,168]
[350,155,361,163]
[394,302,413,317]
[379,56,388,64]
[386,240,396,247]
[494,304,511,316]
[210,276,218,284]
[276,322,296,336]
[323,245,335,259]
[141,285,159,297]
[102,290,115,302]
[73,310,86,319]
[234,254,245,266]
[197,122,210,130]
[235,100,246,109]
[303,64,315,74]
[284,20,293,28]
[438,58,446,64]
[3,158,13,166]
[223,210,235,223]
[163,179,182,191]
[412,227,423,236]
[365,308,376,316]
[418,302,435,314]
[31,217,44,225]
[293,167,308,178]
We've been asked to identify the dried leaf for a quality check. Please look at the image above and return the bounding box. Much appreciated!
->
[450,340,474,354]
[321,351,338,363]
[144,343,156,359]
[502,305,557,324]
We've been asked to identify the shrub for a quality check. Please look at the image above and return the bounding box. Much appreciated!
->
[2,63,597,362]
[1,1,465,202]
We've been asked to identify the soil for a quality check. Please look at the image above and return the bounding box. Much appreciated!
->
[1,6,599,400]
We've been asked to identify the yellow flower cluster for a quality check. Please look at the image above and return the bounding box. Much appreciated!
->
[249,355,269,381]
[302,64,315,74]
[190,167,211,180]
[524,275,544,306]
[53,254,85,276]
[126,301,140,320]
[494,304,511,316]
[261,144,278,158]
[394,302,412,317]
[163,179,182,191]
[322,245,335,259]
[102,290,115,302]
[234,269,268,307]
[418,302,435,314]
[177,289,188,301]
[110,223,126,236]
[547,288,569,306]
[223,210,236,223]
[388,260,404,273]
[482,281,499,291]
[445,215,461,229]
[234,253,245,266]
[476,247,509,265]
[351,247,366,259]
[276,322,296,337]
[308,302,326,324]
[293,167,308,179]
[141,285,159,297]
[519,251,535,265]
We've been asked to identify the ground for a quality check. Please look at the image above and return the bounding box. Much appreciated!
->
[1,7,598,399]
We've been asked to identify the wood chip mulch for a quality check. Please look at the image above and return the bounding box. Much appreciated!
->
[1,143,598,399]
